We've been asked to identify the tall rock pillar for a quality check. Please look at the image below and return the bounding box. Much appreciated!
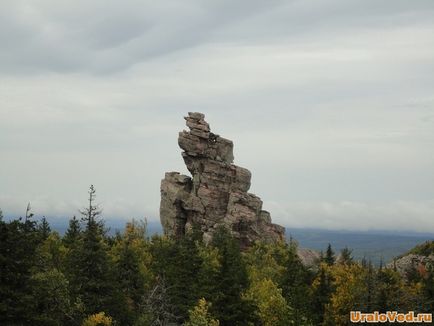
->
[160,112,284,248]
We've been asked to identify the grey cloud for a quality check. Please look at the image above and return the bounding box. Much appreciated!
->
[2,0,433,75]
[0,0,433,232]
[0,0,286,74]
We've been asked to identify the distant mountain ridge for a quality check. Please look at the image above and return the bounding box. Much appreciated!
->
[287,228,434,265]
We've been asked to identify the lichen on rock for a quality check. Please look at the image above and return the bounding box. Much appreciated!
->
[160,112,285,249]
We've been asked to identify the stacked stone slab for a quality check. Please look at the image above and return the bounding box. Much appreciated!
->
[160,112,285,249]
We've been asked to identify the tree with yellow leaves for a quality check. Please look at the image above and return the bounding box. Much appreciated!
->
[81,312,113,326]
[184,298,219,326]
[244,278,294,326]
[325,263,368,325]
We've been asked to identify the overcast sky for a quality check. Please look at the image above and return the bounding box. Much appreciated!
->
[1,0,433,232]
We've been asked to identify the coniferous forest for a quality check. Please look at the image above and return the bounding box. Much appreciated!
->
[1,186,433,326]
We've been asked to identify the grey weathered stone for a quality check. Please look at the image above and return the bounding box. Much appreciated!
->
[160,112,285,249]
[387,253,434,278]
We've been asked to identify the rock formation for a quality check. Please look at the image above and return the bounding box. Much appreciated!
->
[388,254,434,277]
[160,112,285,249]
[297,248,321,269]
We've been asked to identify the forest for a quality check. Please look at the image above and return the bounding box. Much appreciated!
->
[1,186,433,326]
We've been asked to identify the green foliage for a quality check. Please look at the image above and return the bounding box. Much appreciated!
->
[281,240,313,324]
[148,229,205,322]
[63,216,81,247]
[35,232,67,271]
[65,186,123,323]
[338,247,353,265]
[184,298,220,326]
[374,267,408,312]
[245,278,293,326]
[421,263,434,312]
[0,215,41,324]
[1,195,431,326]
[31,269,71,326]
[208,227,257,326]
[324,243,335,266]
[326,263,368,325]
[408,241,434,256]
[244,241,287,285]
[311,264,334,325]
[38,217,51,241]
[111,219,152,324]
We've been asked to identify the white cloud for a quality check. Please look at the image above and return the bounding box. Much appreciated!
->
[265,200,434,233]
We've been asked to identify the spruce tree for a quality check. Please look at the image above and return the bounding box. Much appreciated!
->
[324,243,335,266]
[38,217,51,241]
[339,247,353,265]
[281,241,313,324]
[0,212,41,324]
[312,265,333,324]
[112,220,152,324]
[149,229,204,322]
[63,216,81,247]
[67,185,120,322]
[209,227,256,326]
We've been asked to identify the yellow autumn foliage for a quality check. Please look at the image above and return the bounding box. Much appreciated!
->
[81,312,113,326]
[244,278,293,326]
[184,298,220,326]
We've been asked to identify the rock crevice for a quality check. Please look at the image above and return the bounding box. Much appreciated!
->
[160,112,285,248]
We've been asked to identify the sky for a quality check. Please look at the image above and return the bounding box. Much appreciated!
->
[1,0,433,232]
